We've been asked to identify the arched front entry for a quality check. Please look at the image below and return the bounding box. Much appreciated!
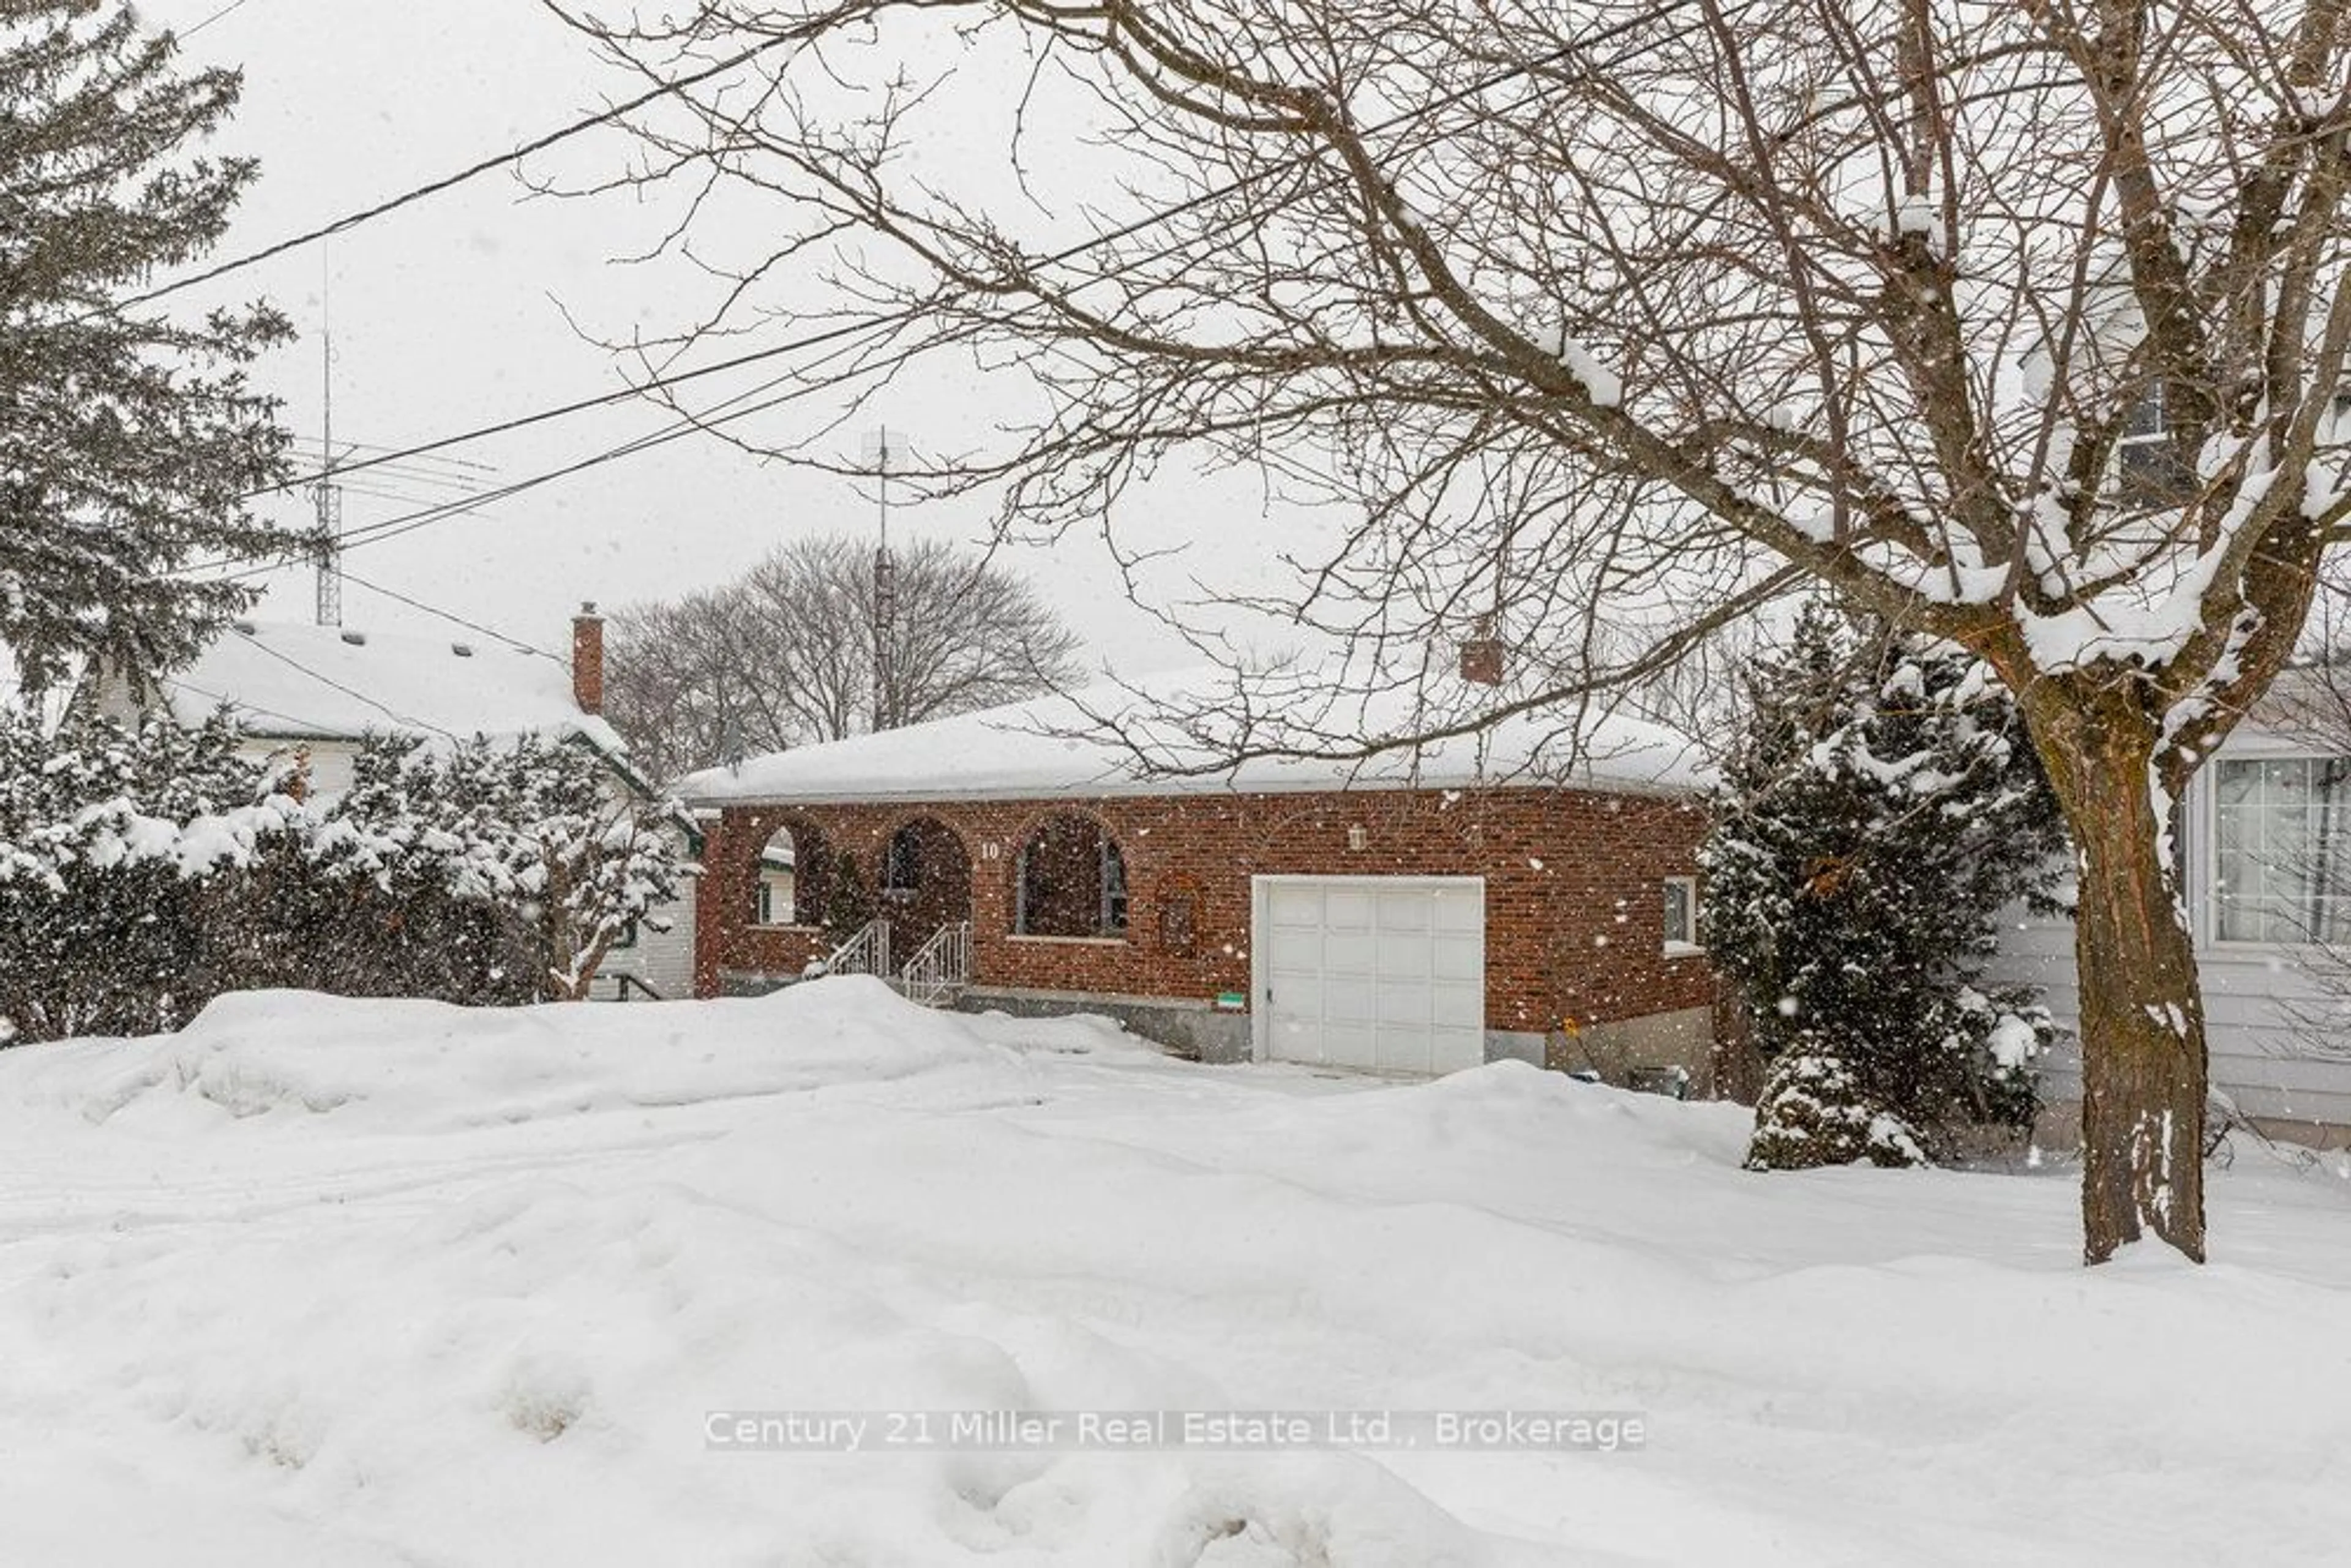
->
[880,816,974,967]
[750,816,827,930]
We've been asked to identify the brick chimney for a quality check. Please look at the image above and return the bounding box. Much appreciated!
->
[572,601,605,715]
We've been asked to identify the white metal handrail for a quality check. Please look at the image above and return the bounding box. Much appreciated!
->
[899,920,971,1008]
[822,917,891,978]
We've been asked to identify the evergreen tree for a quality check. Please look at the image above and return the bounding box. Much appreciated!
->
[424,733,684,1001]
[1,2,294,697]
[262,733,538,1005]
[1703,606,2069,1168]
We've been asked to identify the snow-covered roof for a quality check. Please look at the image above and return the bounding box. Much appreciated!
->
[156,620,626,757]
[679,667,1707,807]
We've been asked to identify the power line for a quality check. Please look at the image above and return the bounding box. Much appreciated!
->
[182,314,890,579]
[111,36,787,317]
[337,569,565,663]
[179,0,261,40]
[165,673,340,738]
[247,324,879,498]
[225,0,1706,511]
[232,378,800,570]
[179,1,1708,578]
[232,630,460,740]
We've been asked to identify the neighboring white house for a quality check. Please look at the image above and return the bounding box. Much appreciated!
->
[92,606,699,1002]
[1992,682,2351,1144]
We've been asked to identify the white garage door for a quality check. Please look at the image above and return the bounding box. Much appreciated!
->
[1253,876,1487,1075]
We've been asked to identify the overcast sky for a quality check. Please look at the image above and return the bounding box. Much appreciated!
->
[147,0,1236,677]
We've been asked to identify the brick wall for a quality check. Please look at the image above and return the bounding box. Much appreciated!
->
[696,785,1715,1035]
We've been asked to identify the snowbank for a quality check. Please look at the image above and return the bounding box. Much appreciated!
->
[1,977,1019,1131]
[0,983,2346,1564]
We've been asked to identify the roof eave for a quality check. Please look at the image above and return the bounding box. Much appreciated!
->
[678,769,1702,812]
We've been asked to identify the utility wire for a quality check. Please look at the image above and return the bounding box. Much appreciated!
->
[111,35,787,317]
[225,370,816,571]
[247,323,882,498]
[197,260,1005,579]
[228,632,461,740]
[179,0,261,41]
[174,0,1722,595]
[219,0,1711,514]
[337,569,566,663]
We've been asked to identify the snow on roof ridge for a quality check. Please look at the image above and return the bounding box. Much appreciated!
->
[165,617,625,757]
[678,665,1708,806]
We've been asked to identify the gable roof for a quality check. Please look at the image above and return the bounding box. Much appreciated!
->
[678,667,1706,807]
[156,620,628,759]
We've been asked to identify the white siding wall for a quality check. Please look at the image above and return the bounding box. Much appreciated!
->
[591,866,699,1002]
[1988,727,2351,1131]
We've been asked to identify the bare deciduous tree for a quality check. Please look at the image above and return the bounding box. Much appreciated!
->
[549,0,2351,1262]
[604,534,1081,783]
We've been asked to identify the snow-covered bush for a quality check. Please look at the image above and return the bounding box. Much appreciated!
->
[1705,606,2068,1168]
[233,733,540,1007]
[242,732,684,1005]
[0,716,686,1043]
[1745,1044,1928,1171]
[407,733,686,1001]
[0,710,304,1041]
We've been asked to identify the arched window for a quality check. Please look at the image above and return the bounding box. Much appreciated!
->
[884,822,923,896]
[1014,812,1128,937]
[751,820,825,927]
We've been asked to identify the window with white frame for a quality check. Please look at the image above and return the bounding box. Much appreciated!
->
[2116,383,2194,504]
[1663,876,1700,950]
[2212,756,2351,942]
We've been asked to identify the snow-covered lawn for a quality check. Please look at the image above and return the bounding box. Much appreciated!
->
[2,981,2347,1565]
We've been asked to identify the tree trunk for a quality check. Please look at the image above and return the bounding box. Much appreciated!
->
[2034,702,2209,1263]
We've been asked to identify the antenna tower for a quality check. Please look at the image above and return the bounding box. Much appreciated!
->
[863,426,899,732]
[313,259,345,626]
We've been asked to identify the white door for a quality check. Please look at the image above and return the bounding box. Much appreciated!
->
[1253,876,1486,1075]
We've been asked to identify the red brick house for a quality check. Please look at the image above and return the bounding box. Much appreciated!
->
[676,670,1717,1082]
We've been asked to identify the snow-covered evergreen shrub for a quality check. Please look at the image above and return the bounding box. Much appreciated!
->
[1704,606,2068,1169]
[0,716,686,1043]
[237,733,540,1006]
[412,734,685,1001]
[1745,1043,1929,1170]
[0,710,306,1041]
